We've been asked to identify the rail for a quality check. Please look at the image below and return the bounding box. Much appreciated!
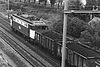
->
[0,29,46,67]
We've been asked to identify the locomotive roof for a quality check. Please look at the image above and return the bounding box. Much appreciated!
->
[20,14,40,21]
[12,13,47,26]
[30,21,47,26]
[59,42,100,59]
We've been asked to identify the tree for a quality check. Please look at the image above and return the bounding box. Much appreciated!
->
[50,0,56,7]
[68,0,82,10]
[75,0,82,9]
[39,0,47,6]
[33,0,36,3]
[80,30,94,42]
[19,0,21,2]
[67,17,86,38]
[24,0,26,3]
[85,0,100,10]
[57,0,63,8]
[53,17,86,38]
[28,0,30,3]
[88,17,100,32]
[80,17,100,46]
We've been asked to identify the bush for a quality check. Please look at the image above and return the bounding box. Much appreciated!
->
[53,17,87,38]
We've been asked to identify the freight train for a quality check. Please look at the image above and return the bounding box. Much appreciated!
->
[9,13,100,67]
[9,12,48,40]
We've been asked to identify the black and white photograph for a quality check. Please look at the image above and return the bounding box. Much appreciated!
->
[0,0,100,67]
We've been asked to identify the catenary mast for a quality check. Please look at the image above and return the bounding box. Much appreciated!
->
[61,0,69,67]
[61,0,100,67]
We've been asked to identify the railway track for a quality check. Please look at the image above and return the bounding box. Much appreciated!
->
[0,16,60,67]
[0,14,61,67]
[0,29,47,67]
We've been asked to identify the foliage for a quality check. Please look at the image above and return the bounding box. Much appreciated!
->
[80,30,94,42]
[57,0,63,5]
[88,17,100,32]
[33,0,36,3]
[85,17,100,46]
[39,0,47,5]
[53,17,87,38]
[80,30,100,47]
[68,0,82,10]
[28,0,30,2]
[67,17,86,38]
[85,0,100,10]
[74,0,82,9]
[9,4,20,10]
[69,14,90,22]
[53,20,63,33]
[57,0,63,8]
[23,0,26,2]
[50,0,56,7]
[80,17,100,46]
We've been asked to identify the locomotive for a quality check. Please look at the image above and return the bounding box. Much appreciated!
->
[9,12,48,40]
[9,13,100,67]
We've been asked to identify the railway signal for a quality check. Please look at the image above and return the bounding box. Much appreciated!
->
[62,0,100,67]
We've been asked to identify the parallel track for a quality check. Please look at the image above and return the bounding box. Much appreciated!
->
[0,29,46,67]
[0,15,60,67]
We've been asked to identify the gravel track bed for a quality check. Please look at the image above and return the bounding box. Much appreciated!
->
[0,11,60,67]
[0,40,28,67]
[0,26,54,67]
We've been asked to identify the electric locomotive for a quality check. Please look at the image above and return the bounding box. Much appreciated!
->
[9,12,48,41]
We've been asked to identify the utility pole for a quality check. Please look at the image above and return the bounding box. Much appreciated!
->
[61,0,100,67]
[61,0,69,67]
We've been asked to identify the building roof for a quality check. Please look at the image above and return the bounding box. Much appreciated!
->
[88,17,100,31]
